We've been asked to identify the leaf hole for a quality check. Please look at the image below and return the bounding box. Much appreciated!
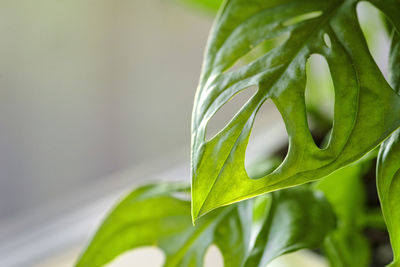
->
[282,11,323,27]
[245,99,288,179]
[356,1,391,79]
[305,54,335,149]
[205,86,257,141]
[323,33,331,48]
[204,245,223,266]
[223,34,289,74]
[106,247,164,267]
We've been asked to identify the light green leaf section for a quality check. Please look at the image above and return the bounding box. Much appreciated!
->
[75,183,335,267]
[191,0,400,220]
[316,161,371,267]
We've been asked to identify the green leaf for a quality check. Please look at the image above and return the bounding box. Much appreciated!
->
[75,183,238,267]
[75,183,194,267]
[75,182,335,267]
[323,232,370,267]
[191,0,400,220]
[316,161,371,267]
[377,129,400,267]
[376,20,400,267]
[243,187,336,267]
[389,28,400,95]
[213,199,254,267]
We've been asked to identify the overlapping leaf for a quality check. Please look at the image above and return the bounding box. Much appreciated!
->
[191,0,400,220]
[242,188,335,267]
[377,130,400,267]
[376,25,400,267]
[75,182,335,267]
[316,160,372,267]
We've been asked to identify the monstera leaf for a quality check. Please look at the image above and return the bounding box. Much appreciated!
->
[75,182,335,267]
[191,0,400,220]
[377,28,400,267]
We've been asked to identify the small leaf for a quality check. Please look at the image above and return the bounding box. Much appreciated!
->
[191,0,400,220]
[76,182,335,267]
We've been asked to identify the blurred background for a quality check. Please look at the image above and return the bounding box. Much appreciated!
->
[0,0,215,265]
[0,0,213,222]
[0,0,390,266]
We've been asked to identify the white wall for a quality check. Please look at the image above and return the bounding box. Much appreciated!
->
[0,0,212,219]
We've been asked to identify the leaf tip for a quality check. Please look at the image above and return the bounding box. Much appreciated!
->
[191,201,201,225]
[191,195,213,224]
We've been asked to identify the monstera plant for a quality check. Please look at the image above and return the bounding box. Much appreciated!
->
[76,0,400,266]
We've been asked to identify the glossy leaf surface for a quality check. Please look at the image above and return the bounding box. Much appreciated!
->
[75,183,335,267]
[377,27,400,267]
[191,0,400,219]
[378,130,400,267]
